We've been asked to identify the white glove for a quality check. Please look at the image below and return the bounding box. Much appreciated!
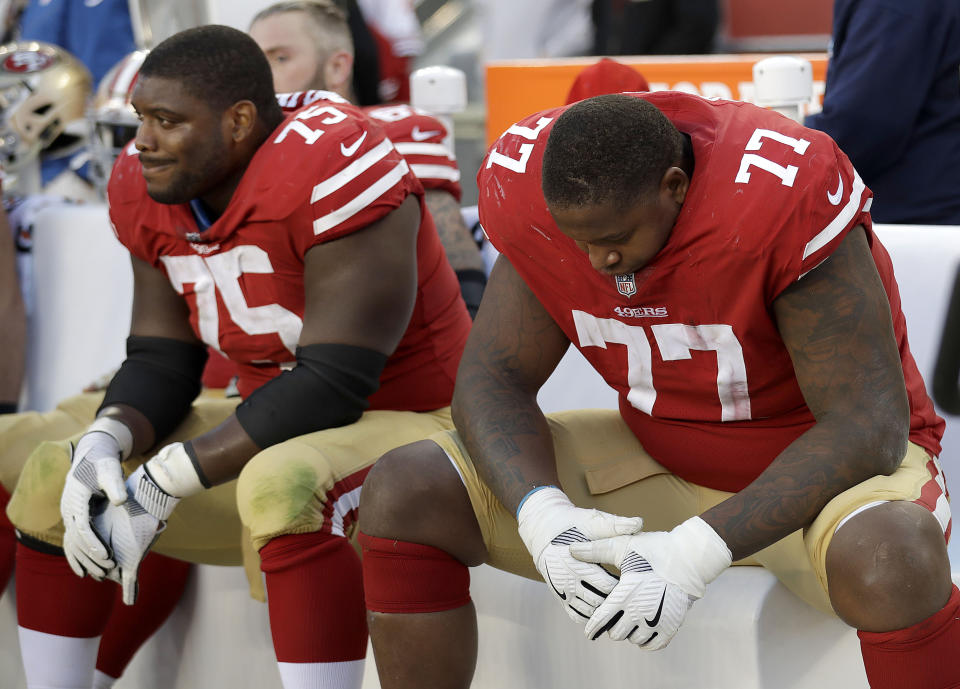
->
[93,442,204,605]
[517,487,644,625]
[569,516,732,650]
[60,418,133,580]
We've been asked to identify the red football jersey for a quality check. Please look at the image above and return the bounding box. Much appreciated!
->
[276,91,462,200]
[109,96,470,409]
[362,104,461,201]
[478,91,944,492]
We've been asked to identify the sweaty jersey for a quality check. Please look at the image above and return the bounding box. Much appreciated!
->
[478,91,944,492]
[109,96,470,409]
[277,91,462,200]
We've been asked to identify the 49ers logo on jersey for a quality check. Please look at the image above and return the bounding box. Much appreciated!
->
[3,50,55,74]
[615,273,637,297]
[614,306,668,318]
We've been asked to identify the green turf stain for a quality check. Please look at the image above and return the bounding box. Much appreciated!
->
[248,462,318,524]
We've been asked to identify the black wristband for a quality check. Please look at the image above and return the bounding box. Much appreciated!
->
[236,343,387,450]
[182,440,212,489]
[100,336,207,443]
[456,269,487,320]
[0,401,17,414]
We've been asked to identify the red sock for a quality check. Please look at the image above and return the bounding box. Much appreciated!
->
[16,542,115,636]
[359,531,470,614]
[0,485,15,592]
[95,553,192,678]
[859,584,960,688]
[260,532,367,663]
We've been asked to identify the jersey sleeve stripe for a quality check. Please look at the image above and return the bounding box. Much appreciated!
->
[310,138,395,204]
[801,169,866,260]
[312,159,411,236]
[393,142,454,158]
[410,164,461,182]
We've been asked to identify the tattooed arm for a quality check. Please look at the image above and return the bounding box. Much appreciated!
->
[424,189,485,273]
[451,254,570,513]
[700,226,910,560]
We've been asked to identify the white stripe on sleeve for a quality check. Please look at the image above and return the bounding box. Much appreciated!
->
[393,142,454,158]
[310,138,394,203]
[801,169,866,260]
[313,159,410,235]
[410,164,461,182]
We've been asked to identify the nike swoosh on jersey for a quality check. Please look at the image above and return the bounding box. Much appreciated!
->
[645,588,667,627]
[340,131,368,156]
[827,171,843,205]
[411,126,441,141]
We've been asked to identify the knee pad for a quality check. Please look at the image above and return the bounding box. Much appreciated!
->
[6,440,72,546]
[237,442,370,552]
[360,531,471,613]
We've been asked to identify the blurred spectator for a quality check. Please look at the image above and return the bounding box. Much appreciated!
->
[592,0,719,55]
[804,0,960,225]
[356,0,423,102]
[250,0,487,315]
[566,57,649,104]
[17,0,134,83]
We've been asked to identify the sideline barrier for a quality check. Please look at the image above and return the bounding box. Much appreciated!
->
[484,54,828,146]
[1,207,958,688]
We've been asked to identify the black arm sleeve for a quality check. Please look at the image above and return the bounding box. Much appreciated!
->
[456,269,487,320]
[235,343,388,450]
[99,335,207,442]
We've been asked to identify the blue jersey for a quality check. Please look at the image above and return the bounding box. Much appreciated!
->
[19,0,135,84]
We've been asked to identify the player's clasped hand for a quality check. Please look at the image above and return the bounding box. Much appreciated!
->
[517,486,644,624]
[60,429,129,580]
[93,444,188,605]
[569,516,733,650]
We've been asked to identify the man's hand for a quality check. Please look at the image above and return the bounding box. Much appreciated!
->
[92,442,202,604]
[517,487,644,624]
[569,516,732,649]
[93,485,164,606]
[60,419,133,580]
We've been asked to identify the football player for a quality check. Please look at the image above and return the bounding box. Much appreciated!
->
[249,0,487,318]
[358,93,957,688]
[7,25,470,689]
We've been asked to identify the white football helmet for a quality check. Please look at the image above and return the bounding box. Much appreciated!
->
[0,41,92,174]
[87,49,148,196]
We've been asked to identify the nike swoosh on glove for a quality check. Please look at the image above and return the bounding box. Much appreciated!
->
[517,487,644,625]
[569,516,732,650]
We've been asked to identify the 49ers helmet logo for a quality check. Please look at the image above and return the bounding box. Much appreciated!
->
[3,50,56,74]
